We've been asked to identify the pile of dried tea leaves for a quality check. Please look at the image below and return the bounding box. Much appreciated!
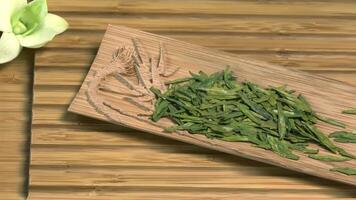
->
[150,67,356,174]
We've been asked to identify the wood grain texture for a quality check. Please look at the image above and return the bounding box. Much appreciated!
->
[68,25,356,186]
[62,13,356,35]
[49,0,356,17]
[47,31,356,53]
[0,50,33,199]
[36,50,356,71]
[29,0,356,199]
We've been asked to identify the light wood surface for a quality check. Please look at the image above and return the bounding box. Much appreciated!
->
[69,25,356,185]
[0,50,33,200]
[29,0,356,199]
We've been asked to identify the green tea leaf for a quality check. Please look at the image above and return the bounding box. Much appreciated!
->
[305,124,338,154]
[236,103,276,129]
[266,135,299,160]
[151,99,169,122]
[199,87,240,99]
[240,92,272,120]
[335,147,356,160]
[316,115,346,129]
[223,66,236,89]
[342,109,356,115]
[165,77,192,84]
[277,102,287,139]
[329,131,356,143]
[297,95,312,113]
[253,95,270,103]
[221,134,249,142]
[308,154,351,162]
[288,143,319,154]
[150,87,164,97]
[330,167,356,175]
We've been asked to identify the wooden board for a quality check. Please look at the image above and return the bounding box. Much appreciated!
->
[0,49,33,200]
[68,25,356,185]
[29,0,356,199]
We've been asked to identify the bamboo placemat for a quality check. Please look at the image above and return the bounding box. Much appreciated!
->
[29,0,356,199]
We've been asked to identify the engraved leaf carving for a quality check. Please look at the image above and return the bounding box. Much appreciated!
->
[86,38,179,125]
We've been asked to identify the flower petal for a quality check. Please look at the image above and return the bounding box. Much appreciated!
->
[17,14,68,48]
[0,0,27,32]
[0,32,22,64]
[11,0,48,35]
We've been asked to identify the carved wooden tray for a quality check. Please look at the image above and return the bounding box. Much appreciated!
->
[69,25,356,186]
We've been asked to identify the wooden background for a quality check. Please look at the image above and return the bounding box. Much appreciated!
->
[2,0,356,199]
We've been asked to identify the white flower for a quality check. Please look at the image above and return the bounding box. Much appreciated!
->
[0,0,68,64]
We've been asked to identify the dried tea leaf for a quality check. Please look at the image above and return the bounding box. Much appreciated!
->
[151,99,169,122]
[316,115,346,129]
[329,131,356,143]
[277,102,287,139]
[267,135,299,160]
[221,135,249,142]
[336,147,356,160]
[330,167,356,175]
[308,154,351,162]
[342,109,356,115]
[305,124,339,154]
[288,143,319,154]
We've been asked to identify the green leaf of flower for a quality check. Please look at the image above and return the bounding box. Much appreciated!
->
[0,0,26,32]
[0,32,22,64]
[17,14,68,48]
[11,0,48,36]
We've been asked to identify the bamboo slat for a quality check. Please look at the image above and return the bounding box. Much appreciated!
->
[27,191,356,200]
[49,0,356,17]
[62,14,356,35]
[0,50,33,199]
